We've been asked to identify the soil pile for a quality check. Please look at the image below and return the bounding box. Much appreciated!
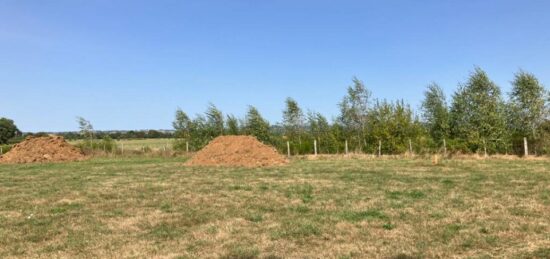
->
[0,135,86,164]
[186,135,288,167]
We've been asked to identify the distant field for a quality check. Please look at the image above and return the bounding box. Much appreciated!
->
[69,138,174,151]
[0,158,549,258]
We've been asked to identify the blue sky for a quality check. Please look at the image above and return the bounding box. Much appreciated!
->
[1,0,549,132]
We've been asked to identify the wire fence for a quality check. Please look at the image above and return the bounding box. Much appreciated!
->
[276,137,548,158]
[1,137,547,158]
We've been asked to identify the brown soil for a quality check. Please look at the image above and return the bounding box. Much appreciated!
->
[0,135,86,164]
[186,135,288,167]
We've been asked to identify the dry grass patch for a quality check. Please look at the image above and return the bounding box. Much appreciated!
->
[0,157,549,258]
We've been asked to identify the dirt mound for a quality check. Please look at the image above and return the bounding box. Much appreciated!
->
[0,135,86,164]
[186,135,288,167]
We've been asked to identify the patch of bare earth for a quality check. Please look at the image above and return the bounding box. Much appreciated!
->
[0,135,85,164]
[186,135,288,167]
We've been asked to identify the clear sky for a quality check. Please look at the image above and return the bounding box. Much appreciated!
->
[1,0,549,132]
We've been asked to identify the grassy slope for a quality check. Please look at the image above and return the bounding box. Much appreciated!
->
[0,158,549,258]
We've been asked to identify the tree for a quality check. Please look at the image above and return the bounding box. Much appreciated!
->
[308,111,337,153]
[367,99,425,154]
[244,106,271,143]
[0,118,21,144]
[421,83,450,145]
[338,77,372,151]
[450,68,508,153]
[76,117,94,142]
[226,114,240,135]
[173,108,192,138]
[189,115,210,150]
[508,70,549,140]
[283,97,305,152]
[205,103,224,137]
[146,130,162,138]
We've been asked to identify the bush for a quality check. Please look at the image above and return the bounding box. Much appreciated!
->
[0,144,12,155]
[76,136,116,153]
[7,135,25,144]
[446,139,472,154]
[173,139,189,152]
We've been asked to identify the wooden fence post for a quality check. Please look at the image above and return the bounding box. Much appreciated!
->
[345,140,348,155]
[0,146,3,155]
[314,140,318,156]
[378,140,382,157]
[287,141,291,157]
[408,138,412,155]
[523,137,529,157]
[186,141,189,153]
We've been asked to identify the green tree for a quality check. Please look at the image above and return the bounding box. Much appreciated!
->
[368,100,391,153]
[226,114,240,135]
[76,116,94,142]
[508,70,549,140]
[308,111,337,153]
[173,108,191,139]
[244,106,271,143]
[172,109,212,151]
[421,83,450,145]
[450,68,508,153]
[283,97,305,153]
[189,115,209,150]
[0,118,21,144]
[330,123,346,153]
[338,77,371,151]
[539,120,550,154]
[205,103,224,137]
[367,99,425,154]
[146,130,162,138]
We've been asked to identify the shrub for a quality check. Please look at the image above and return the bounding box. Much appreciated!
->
[0,144,12,154]
[173,139,189,152]
[76,136,116,153]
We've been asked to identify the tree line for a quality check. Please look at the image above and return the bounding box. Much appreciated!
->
[0,117,174,147]
[60,129,174,140]
[173,68,550,156]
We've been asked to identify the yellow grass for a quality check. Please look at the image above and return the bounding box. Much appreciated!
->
[0,157,549,258]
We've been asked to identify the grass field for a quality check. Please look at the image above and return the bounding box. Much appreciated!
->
[69,138,174,151]
[0,157,549,258]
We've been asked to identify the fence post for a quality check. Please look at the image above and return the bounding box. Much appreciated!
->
[186,141,189,153]
[314,140,318,156]
[345,140,348,155]
[443,138,447,157]
[408,138,412,155]
[287,141,291,157]
[0,146,2,155]
[523,137,529,157]
[378,140,382,157]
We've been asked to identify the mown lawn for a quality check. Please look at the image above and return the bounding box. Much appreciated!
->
[0,157,549,258]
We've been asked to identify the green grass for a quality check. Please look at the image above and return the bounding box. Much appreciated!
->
[0,157,549,258]
[69,138,174,151]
